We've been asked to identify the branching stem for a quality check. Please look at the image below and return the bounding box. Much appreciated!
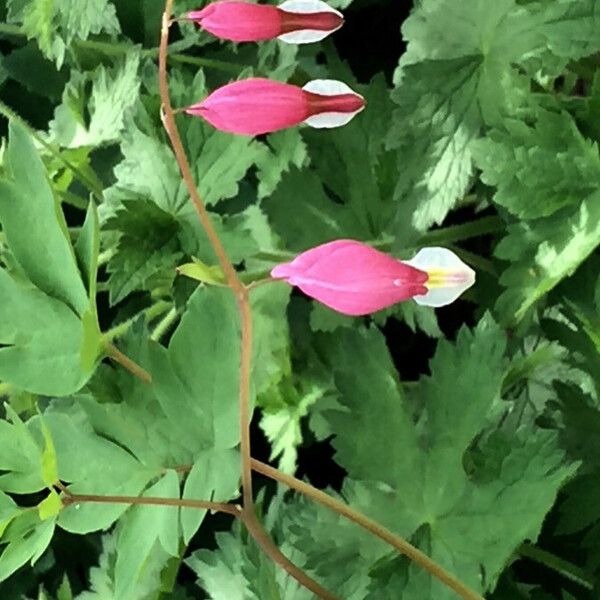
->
[251,459,485,600]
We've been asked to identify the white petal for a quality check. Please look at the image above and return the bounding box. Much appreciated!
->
[304,109,363,128]
[279,0,343,17]
[403,247,476,308]
[302,79,356,96]
[278,29,339,44]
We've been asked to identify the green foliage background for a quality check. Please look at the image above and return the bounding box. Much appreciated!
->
[0,0,598,598]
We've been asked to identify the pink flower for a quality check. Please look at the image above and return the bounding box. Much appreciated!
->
[270,240,476,316]
[185,78,365,135]
[188,0,344,44]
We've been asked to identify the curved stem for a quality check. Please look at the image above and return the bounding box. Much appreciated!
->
[159,0,253,512]
[251,459,486,600]
[159,6,336,598]
[241,509,340,600]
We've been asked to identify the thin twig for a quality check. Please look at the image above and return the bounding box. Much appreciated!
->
[105,342,152,384]
[251,459,486,600]
[61,491,241,518]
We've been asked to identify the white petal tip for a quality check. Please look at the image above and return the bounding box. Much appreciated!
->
[278,28,340,44]
[404,247,476,308]
[279,0,343,17]
[302,79,356,96]
[304,107,364,128]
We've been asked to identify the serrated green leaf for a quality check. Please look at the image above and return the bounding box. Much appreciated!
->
[7,0,120,67]
[320,316,576,596]
[472,110,600,219]
[49,53,140,148]
[0,269,91,396]
[495,190,600,323]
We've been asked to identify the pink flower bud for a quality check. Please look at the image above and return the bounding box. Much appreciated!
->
[185,78,365,135]
[270,240,475,316]
[188,0,344,44]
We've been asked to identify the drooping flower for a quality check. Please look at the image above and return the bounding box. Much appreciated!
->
[270,240,475,316]
[188,0,344,44]
[185,78,365,135]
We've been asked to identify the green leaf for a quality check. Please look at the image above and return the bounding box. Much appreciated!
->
[386,0,571,230]
[39,416,58,488]
[181,449,240,544]
[321,316,576,596]
[262,168,369,251]
[494,190,600,323]
[37,490,62,521]
[472,110,600,220]
[256,129,308,199]
[0,122,88,316]
[114,470,180,600]
[105,199,182,305]
[0,269,92,396]
[149,287,240,450]
[176,259,226,286]
[0,512,55,583]
[49,53,140,148]
[36,405,156,533]
[7,0,120,67]
[74,202,100,301]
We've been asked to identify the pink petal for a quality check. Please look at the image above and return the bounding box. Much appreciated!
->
[271,240,428,316]
[186,78,309,135]
[188,2,282,42]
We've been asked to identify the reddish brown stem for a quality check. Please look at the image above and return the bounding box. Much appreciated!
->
[251,459,485,600]
[62,491,240,517]
[159,0,252,509]
[158,4,336,599]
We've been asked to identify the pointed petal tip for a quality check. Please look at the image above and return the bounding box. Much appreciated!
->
[271,263,293,280]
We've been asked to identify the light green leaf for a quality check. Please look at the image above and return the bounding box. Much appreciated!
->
[114,470,180,600]
[38,490,62,521]
[0,269,91,396]
[0,122,88,316]
[0,512,55,583]
[176,260,226,286]
[39,416,58,488]
[472,110,600,219]
[49,53,140,148]
[7,0,120,67]
[181,449,240,544]
[74,201,100,300]
[150,287,240,450]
